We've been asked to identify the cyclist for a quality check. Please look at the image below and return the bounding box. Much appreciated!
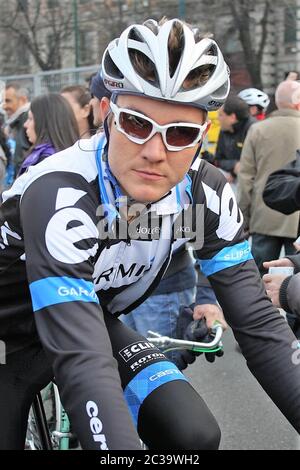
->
[238,87,270,120]
[0,18,299,450]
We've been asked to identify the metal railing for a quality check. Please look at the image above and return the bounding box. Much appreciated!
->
[0,65,99,98]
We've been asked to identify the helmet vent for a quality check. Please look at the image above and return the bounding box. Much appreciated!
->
[168,20,185,78]
[103,52,124,79]
[129,49,157,85]
[205,43,218,57]
[128,27,144,43]
[183,64,216,90]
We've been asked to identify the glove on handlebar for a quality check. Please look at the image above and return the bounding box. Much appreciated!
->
[174,305,223,370]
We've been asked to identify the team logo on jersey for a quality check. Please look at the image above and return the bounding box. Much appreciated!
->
[130,352,165,372]
[119,341,157,362]
[45,188,98,264]
[201,182,243,241]
[0,221,22,249]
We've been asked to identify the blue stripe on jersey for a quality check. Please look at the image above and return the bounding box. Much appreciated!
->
[175,183,181,210]
[29,276,99,312]
[198,240,253,277]
[185,173,193,203]
[124,361,188,426]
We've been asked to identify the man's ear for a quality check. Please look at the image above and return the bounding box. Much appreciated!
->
[82,103,91,119]
[100,97,111,122]
[203,120,211,138]
[230,113,238,125]
[19,95,28,107]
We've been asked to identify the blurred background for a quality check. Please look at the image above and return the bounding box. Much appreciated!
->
[0,0,299,97]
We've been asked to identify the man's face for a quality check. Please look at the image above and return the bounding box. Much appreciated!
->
[218,106,237,132]
[106,95,207,203]
[249,105,259,117]
[3,87,26,117]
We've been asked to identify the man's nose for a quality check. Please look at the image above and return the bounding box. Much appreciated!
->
[140,132,167,162]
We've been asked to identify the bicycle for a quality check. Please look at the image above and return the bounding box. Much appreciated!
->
[26,382,74,450]
[25,322,223,450]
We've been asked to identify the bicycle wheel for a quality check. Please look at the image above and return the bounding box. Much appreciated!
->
[26,382,70,450]
[26,390,54,450]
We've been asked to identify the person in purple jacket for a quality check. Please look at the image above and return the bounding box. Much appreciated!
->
[20,93,79,176]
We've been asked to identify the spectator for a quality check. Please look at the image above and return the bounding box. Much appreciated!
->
[0,127,10,193]
[89,70,112,128]
[214,96,255,185]
[237,80,300,275]
[263,256,300,338]
[238,88,270,120]
[3,82,30,176]
[263,149,300,215]
[20,93,79,175]
[60,85,94,138]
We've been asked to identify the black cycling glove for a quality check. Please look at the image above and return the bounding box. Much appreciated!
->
[174,305,224,370]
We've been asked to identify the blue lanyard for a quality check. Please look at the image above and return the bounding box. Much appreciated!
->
[95,136,119,227]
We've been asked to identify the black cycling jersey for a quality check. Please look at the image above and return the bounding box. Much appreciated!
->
[0,133,299,449]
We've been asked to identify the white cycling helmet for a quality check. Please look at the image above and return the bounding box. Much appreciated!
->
[238,88,270,110]
[101,18,230,111]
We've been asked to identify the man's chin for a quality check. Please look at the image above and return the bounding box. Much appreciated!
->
[127,188,166,204]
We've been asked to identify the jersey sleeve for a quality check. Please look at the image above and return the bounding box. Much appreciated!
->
[193,162,300,433]
[20,171,141,450]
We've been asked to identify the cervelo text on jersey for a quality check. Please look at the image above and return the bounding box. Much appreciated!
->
[86,401,108,450]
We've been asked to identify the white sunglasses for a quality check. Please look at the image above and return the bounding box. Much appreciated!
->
[110,101,208,152]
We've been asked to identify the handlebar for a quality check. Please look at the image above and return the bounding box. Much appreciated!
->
[147,322,223,354]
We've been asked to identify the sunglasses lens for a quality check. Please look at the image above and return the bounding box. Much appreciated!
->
[119,112,153,140]
[166,126,200,147]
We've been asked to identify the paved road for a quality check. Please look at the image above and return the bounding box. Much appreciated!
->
[185,328,299,450]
